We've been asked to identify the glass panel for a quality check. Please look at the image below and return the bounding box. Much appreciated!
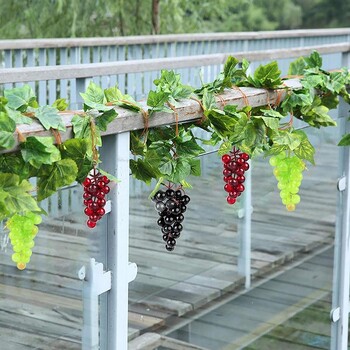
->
[128,125,338,349]
[0,184,103,349]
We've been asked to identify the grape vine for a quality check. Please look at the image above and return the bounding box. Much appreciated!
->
[0,50,349,267]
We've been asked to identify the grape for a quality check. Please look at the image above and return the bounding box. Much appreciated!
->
[82,168,110,228]
[270,153,305,211]
[152,184,190,252]
[221,147,250,205]
[7,212,40,270]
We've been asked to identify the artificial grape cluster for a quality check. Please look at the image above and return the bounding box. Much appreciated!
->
[82,168,110,228]
[269,151,305,211]
[152,186,190,251]
[7,212,42,270]
[221,148,250,205]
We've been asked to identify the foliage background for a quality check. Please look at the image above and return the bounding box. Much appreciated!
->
[0,0,349,39]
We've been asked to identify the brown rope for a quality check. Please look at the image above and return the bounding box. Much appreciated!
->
[232,85,250,107]
[190,97,206,125]
[51,128,62,145]
[167,102,179,137]
[216,94,227,107]
[16,127,26,143]
[140,108,150,137]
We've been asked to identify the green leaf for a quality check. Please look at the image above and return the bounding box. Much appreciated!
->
[130,131,146,156]
[0,111,16,150]
[97,168,120,183]
[273,131,301,151]
[338,133,350,146]
[159,157,174,176]
[34,105,66,131]
[71,114,90,138]
[37,159,78,201]
[4,85,38,112]
[0,153,31,180]
[80,82,112,111]
[60,138,92,183]
[248,61,282,89]
[206,109,236,137]
[189,158,201,177]
[6,106,33,124]
[293,130,315,164]
[52,98,68,111]
[130,158,159,185]
[104,86,124,102]
[304,51,322,68]
[202,89,217,111]
[0,173,40,221]
[301,100,337,128]
[147,90,170,109]
[176,139,205,157]
[171,158,192,183]
[20,136,61,168]
[218,141,232,156]
[172,85,193,100]
[288,57,306,76]
[223,56,240,78]
[95,109,118,132]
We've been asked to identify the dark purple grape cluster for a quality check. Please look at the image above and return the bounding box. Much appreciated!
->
[82,169,110,228]
[221,148,250,205]
[152,187,190,251]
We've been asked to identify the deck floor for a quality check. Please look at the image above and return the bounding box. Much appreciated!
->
[0,141,340,349]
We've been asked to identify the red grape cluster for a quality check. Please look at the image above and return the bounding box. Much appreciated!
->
[221,148,250,205]
[152,186,190,251]
[82,169,110,228]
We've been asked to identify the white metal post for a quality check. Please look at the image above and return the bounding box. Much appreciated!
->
[237,160,252,289]
[331,83,350,350]
[100,132,132,350]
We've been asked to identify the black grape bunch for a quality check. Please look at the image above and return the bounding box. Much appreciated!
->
[152,185,190,251]
[221,147,250,205]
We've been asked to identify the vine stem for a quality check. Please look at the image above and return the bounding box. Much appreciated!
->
[89,116,99,165]
[190,96,206,125]
[232,86,251,117]
[51,129,62,145]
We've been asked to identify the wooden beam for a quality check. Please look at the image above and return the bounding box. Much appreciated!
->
[1,79,301,154]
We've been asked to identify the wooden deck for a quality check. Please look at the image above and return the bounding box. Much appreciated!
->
[0,140,340,349]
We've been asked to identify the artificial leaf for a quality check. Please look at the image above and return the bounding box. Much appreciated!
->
[130,131,146,156]
[293,130,315,164]
[288,57,306,76]
[34,105,66,131]
[60,138,92,182]
[95,109,118,131]
[147,90,172,108]
[37,159,78,201]
[218,141,232,156]
[273,131,301,151]
[247,61,282,89]
[171,158,192,183]
[6,106,32,124]
[0,111,16,150]
[20,136,61,168]
[176,139,205,157]
[223,56,240,78]
[0,173,40,220]
[52,98,68,111]
[202,89,217,111]
[104,86,124,102]
[304,51,322,68]
[338,133,350,146]
[4,85,38,112]
[130,158,159,185]
[0,153,31,180]
[80,81,112,111]
[189,158,201,177]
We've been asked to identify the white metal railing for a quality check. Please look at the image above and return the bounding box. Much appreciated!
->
[1,28,350,106]
[1,38,350,349]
